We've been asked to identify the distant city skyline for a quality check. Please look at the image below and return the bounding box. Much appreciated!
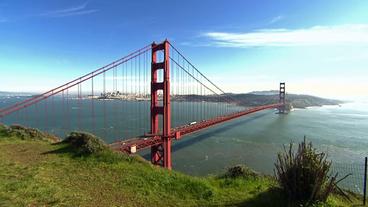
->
[0,0,367,100]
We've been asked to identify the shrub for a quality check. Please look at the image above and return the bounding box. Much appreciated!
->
[224,164,259,179]
[0,124,59,142]
[10,125,45,139]
[0,123,9,137]
[274,137,349,205]
[63,131,108,155]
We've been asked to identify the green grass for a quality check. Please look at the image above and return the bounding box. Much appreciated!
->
[0,125,362,206]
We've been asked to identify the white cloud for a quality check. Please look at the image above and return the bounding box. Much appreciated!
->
[269,15,284,24]
[40,2,98,18]
[326,53,368,62]
[203,24,368,47]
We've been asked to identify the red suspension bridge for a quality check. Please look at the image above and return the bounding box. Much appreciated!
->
[0,40,286,170]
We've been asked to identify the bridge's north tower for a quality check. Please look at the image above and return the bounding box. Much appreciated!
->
[279,82,286,113]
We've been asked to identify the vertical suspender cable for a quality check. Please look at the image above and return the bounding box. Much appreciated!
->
[91,73,95,135]
[66,88,70,133]
[103,71,106,138]
[78,80,81,130]
[134,55,137,136]
[138,53,141,133]
[62,90,65,135]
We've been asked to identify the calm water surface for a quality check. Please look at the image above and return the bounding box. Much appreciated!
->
[170,102,368,177]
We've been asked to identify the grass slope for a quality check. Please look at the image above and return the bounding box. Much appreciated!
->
[0,125,361,207]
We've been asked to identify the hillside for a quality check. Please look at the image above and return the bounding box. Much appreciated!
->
[234,93,344,108]
[0,91,35,97]
[0,124,360,207]
[173,92,344,109]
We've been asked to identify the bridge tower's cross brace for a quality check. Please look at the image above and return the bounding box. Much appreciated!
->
[150,40,172,169]
[279,82,286,113]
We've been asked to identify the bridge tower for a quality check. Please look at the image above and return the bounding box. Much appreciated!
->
[150,40,172,169]
[279,82,286,113]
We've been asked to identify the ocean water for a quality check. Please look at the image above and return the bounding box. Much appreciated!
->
[1,96,368,192]
[170,102,368,176]
[167,101,368,193]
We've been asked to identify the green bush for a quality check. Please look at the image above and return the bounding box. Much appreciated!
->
[0,123,8,137]
[0,124,59,142]
[224,164,259,179]
[274,137,348,205]
[63,131,108,155]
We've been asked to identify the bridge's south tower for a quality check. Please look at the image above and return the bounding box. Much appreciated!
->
[150,40,172,169]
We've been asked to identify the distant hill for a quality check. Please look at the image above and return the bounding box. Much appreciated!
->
[0,91,35,97]
[172,92,344,109]
[238,93,343,108]
[248,90,279,95]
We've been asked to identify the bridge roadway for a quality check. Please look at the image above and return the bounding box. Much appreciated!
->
[110,103,283,154]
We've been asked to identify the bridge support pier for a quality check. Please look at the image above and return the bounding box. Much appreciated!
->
[150,40,172,169]
[278,82,286,113]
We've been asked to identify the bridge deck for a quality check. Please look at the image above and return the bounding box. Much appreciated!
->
[109,103,283,153]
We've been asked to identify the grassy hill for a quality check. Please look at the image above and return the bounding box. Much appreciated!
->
[0,124,360,207]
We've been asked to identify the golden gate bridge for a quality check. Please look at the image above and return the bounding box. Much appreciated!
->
[0,40,286,170]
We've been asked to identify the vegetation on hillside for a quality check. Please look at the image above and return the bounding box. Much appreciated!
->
[0,124,360,206]
[62,131,109,155]
[173,93,343,109]
[0,124,59,142]
[275,137,351,206]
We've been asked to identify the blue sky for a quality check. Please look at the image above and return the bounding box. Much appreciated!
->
[0,0,367,99]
